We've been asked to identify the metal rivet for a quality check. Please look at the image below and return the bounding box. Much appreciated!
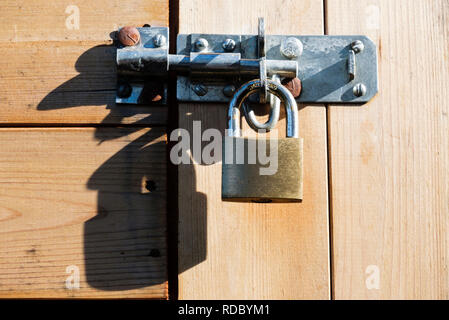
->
[192,84,208,96]
[117,82,132,98]
[280,37,303,59]
[223,84,236,97]
[222,38,236,52]
[153,34,166,47]
[195,38,208,52]
[118,26,140,46]
[353,83,367,97]
[351,40,364,53]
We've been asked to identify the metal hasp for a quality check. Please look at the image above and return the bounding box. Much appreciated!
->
[115,25,378,104]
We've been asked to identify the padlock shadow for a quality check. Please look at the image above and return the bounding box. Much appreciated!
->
[175,108,220,277]
[36,43,207,291]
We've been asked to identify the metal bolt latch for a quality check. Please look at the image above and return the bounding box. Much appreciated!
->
[115,19,378,105]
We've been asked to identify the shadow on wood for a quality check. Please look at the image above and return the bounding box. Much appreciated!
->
[36,44,207,292]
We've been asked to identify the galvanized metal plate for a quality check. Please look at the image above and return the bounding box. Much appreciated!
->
[116,27,169,105]
[177,34,378,104]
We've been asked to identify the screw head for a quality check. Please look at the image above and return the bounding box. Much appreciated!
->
[280,37,304,59]
[353,83,367,97]
[195,38,208,52]
[153,34,166,47]
[192,84,208,96]
[351,40,365,53]
[223,84,236,97]
[117,82,132,98]
[118,26,140,46]
[222,38,236,52]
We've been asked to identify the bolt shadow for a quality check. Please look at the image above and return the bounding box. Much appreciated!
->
[37,43,207,291]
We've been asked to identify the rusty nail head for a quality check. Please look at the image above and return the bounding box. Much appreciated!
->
[280,37,303,59]
[118,26,140,46]
[282,77,302,98]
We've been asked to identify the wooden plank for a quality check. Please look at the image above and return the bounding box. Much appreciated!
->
[0,43,167,124]
[0,127,167,298]
[178,0,330,299]
[0,0,168,42]
[0,0,168,124]
[326,0,449,299]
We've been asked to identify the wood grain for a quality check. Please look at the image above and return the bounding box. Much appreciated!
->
[0,0,167,42]
[0,0,168,124]
[326,0,449,299]
[0,127,167,298]
[0,0,169,298]
[178,0,330,299]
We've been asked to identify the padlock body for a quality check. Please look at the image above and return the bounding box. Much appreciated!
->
[222,137,303,202]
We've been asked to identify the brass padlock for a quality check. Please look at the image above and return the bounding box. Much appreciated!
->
[222,79,303,203]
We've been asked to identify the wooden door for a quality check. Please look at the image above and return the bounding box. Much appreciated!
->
[177,0,449,300]
[0,1,169,298]
[327,0,449,299]
[177,0,330,299]
[0,0,448,300]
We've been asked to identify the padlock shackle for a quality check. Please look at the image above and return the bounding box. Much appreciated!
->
[227,79,299,138]
[242,75,281,132]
